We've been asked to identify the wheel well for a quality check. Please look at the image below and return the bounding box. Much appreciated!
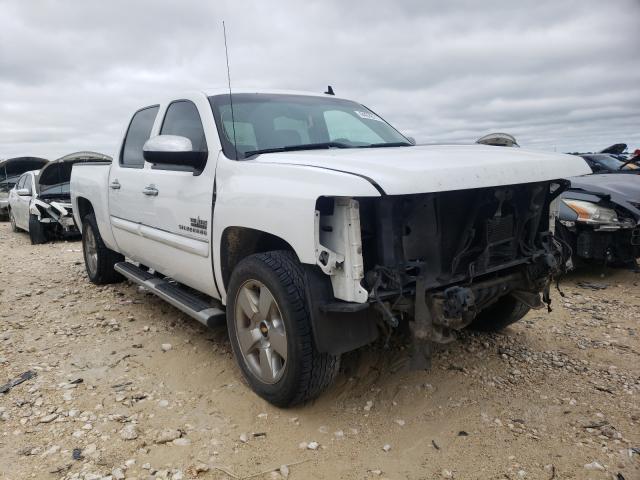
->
[220,227,297,290]
[76,197,95,223]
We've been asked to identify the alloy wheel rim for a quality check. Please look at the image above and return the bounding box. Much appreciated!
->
[234,279,287,384]
[84,226,98,276]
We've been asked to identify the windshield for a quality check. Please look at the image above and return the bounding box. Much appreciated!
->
[584,154,639,172]
[209,93,410,159]
[38,162,74,198]
[39,182,70,197]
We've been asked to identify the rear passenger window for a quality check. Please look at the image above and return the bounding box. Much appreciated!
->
[160,101,207,152]
[120,105,159,168]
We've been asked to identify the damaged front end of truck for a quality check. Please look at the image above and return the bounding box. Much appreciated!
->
[312,180,570,366]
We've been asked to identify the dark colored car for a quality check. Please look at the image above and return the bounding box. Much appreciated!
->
[556,174,640,266]
[576,143,640,175]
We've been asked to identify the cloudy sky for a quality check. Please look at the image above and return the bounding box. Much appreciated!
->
[1,0,639,160]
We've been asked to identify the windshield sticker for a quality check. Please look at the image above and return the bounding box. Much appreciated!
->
[355,110,384,122]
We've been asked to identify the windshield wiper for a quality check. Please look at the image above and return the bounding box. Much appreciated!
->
[244,142,351,158]
[363,142,413,148]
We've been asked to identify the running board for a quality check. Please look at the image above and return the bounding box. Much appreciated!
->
[114,262,226,328]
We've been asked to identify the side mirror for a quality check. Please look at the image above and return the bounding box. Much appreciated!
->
[16,188,31,196]
[143,135,207,170]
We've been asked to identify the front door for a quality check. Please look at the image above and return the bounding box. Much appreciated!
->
[136,99,218,297]
[108,105,159,260]
[14,174,32,230]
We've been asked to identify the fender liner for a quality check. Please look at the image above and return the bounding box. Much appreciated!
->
[302,264,379,355]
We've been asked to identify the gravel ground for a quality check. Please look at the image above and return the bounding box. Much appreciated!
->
[1,222,639,480]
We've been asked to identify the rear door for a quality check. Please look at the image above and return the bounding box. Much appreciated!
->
[108,105,159,260]
[137,99,219,297]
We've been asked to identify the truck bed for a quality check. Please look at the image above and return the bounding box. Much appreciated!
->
[70,162,118,251]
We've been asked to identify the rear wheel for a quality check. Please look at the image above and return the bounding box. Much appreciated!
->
[9,209,19,232]
[28,214,48,244]
[470,295,530,331]
[227,251,340,407]
[82,213,124,284]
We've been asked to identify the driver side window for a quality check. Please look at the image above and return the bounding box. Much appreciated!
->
[158,100,208,172]
[161,101,207,151]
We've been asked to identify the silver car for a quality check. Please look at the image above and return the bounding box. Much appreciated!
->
[8,152,110,243]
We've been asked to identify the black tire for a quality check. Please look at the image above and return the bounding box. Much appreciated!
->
[28,214,48,244]
[82,213,124,284]
[9,209,19,232]
[227,251,340,407]
[470,295,530,332]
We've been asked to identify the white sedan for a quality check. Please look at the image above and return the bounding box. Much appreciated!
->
[8,168,77,244]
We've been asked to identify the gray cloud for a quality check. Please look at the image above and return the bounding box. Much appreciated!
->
[1,0,639,159]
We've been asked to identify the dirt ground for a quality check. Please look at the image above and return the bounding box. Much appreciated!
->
[1,222,639,480]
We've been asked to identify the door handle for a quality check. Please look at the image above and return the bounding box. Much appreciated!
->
[110,180,121,190]
[142,185,159,196]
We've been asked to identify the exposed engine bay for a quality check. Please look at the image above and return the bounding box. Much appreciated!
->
[314,181,569,365]
[30,197,77,237]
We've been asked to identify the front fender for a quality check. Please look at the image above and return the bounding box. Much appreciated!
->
[212,157,380,302]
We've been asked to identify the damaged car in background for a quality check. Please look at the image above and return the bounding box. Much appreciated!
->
[476,134,640,268]
[0,156,48,219]
[573,143,640,174]
[8,151,111,244]
[556,174,640,268]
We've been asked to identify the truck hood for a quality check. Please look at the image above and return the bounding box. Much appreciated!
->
[253,144,591,195]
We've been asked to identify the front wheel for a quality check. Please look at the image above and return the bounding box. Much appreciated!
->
[227,251,340,407]
[82,213,124,284]
[28,214,48,244]
[470,295,530,332]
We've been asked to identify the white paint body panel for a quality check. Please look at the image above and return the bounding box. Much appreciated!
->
[212,158,380,301]
[8,172,36,230]
[71,164,118,250]
[70,88,592,307]
[130,94,222,296]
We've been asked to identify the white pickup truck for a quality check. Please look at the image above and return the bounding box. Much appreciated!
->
[71,89,590,406]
